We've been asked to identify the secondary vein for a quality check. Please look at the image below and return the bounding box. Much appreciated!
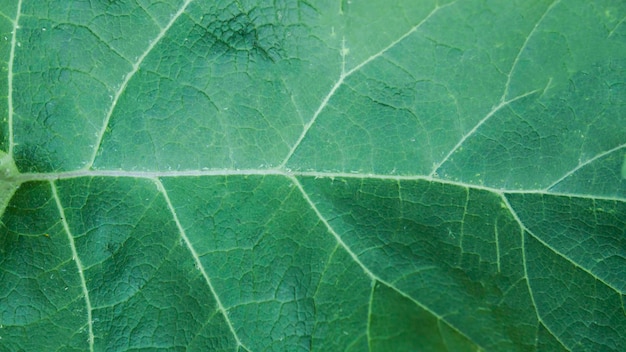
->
[502,0,561,102]
[7,0,23,157]
[501,194,623,295]
[278,3,452,169]
[290,174,483,350]
[430,0,560,177]
[50,181,95,352]
[429,89,541,177]
[500,194,571,351]
[546,143,626,191]
[154,178,250,351]
[85,0,195,170]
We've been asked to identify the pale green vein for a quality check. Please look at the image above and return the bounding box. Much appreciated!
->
[502,0,561,102]
[279,2,452,169]
[309,243,339,348]
[609,14,626,38]
[546,143,626,190]
[494,217,501,273]
[50,181,94,352]
[437,320,451,351]
[366,280,375,352]
[501,194,569,351]
[289,175,376,278]
[277,40,347,169]
[85,0,194,170]
[0,11,13,23]
[289,174,483,350]
[459,188,470,254]
[430,0,559,178]
[7,0,22,157]
[154,178,250,352]
[291,172,624,202]
[342,2,454,79]
[492,188,623,203]
[15,169,626,203]
[429,88,542,177]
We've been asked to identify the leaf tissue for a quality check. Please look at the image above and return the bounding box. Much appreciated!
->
[1,0,625,351]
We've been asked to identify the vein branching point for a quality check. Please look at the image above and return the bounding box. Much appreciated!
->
[0,150,20,215]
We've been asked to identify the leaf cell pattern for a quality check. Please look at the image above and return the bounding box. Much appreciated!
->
[1,0,625,351]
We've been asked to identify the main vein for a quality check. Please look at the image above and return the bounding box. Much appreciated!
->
[7,0,23,157]
[85,0,194,169]
[16,169,625,203]
[50,181,95,352]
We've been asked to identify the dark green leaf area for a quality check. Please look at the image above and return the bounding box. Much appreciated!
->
[524,232,626,351]
[507,193,626,351]
[0,181,90,351]
[369,282,476,351]
[53,177,236,351]
[161,175,342,351]
[507,194,626,292]
[298,177,539,351]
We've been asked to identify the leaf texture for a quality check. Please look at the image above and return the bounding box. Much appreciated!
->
[0,0,625,351]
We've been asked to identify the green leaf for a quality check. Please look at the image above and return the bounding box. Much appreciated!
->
[0,150,19,215]
[1,0,625,351]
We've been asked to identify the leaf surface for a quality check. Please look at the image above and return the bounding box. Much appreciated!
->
[1,0,625,351]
